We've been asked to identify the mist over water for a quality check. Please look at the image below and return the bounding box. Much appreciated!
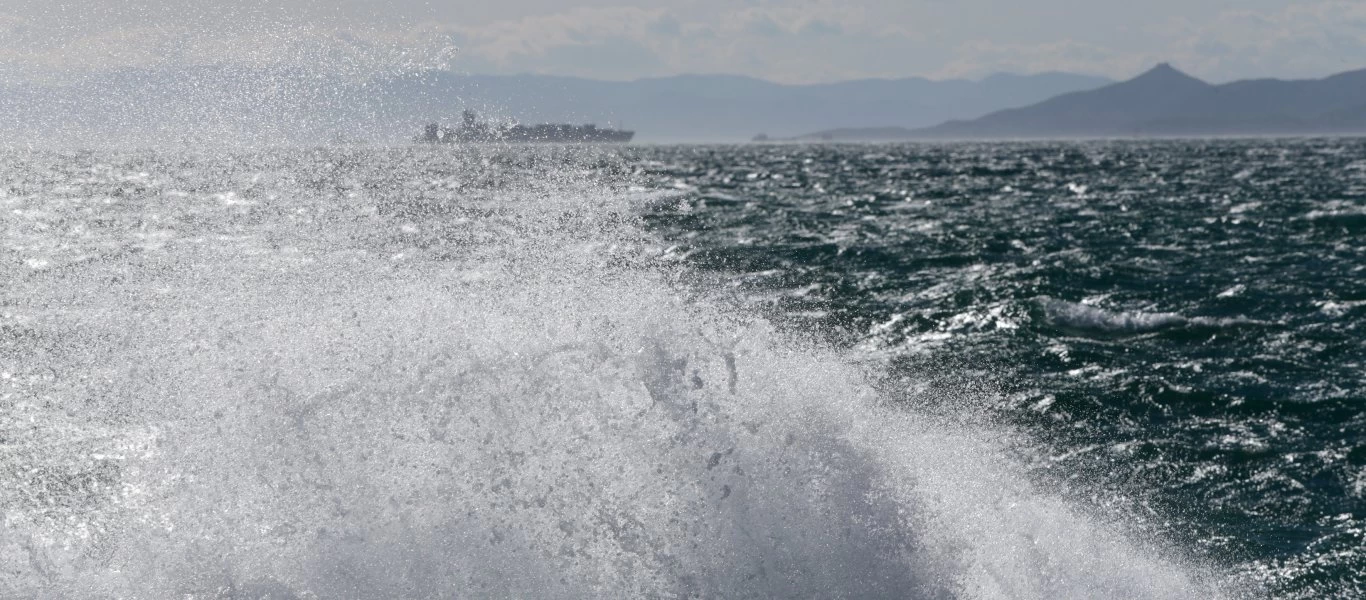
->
[0,145,1243,598]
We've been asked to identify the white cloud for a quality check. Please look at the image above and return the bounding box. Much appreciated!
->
[1152,1,1366,80]
[934,40,1142,80]
[0,1,1364,83]
[877,0,1366,82]
[423,2,906,82]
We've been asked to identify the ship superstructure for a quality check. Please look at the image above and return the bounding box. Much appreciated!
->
[421,111,634,144]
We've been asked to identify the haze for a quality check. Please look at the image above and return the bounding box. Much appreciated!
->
[2,0,1365,83]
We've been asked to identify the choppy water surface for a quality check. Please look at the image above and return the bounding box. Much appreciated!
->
[0,140,1359,598]
[638,139,1366,597]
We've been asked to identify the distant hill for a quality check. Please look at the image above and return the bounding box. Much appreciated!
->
[0,67,1111,146]
[903,63,1366,139]
[388,70,1112,142]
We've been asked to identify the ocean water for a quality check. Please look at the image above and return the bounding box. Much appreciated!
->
[0,140,1358,598]
[636,140,1366,598]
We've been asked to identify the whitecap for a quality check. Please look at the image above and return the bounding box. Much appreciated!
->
[1039,298,1187,333]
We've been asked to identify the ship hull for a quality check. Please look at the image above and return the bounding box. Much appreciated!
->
[458,131,634,144]
[421,115,634,144]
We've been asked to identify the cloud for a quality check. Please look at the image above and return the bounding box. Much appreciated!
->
[741,14,784,37]
[647,14,682,37]
[1,0,1364,84]
[1155,1,1366,80]
[798,19,842,37]
[912,1,1366,82]
[0,22,462,85]
[932,40,1137,80]
[431,1,912,81]
[455,6,669,64]
[513,36,666,79]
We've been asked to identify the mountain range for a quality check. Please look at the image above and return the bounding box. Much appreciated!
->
[11,63,1361,144]
[791,64,1366,140]
[416,71,1112,142]
[0,68,1110,146]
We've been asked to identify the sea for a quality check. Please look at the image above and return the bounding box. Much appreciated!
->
[1,139,1362,598]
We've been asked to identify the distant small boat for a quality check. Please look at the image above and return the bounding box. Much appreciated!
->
[421,110,634,144]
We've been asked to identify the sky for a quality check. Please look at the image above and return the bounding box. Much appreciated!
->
[1,0,1364,84]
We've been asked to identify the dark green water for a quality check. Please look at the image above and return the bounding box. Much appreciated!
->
[636,140,1366,598]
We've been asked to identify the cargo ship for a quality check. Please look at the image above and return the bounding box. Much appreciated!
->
[421,110,634,144]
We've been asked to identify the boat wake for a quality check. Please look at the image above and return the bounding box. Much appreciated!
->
[1,147,1243,598]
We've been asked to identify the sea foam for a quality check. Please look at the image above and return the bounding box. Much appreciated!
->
[1,148,1240,598]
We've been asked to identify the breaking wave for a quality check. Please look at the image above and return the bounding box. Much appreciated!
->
[1039,298,1264,335]
[1,148,1242,598]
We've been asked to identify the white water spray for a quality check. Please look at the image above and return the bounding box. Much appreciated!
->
[0,146,1250,598]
